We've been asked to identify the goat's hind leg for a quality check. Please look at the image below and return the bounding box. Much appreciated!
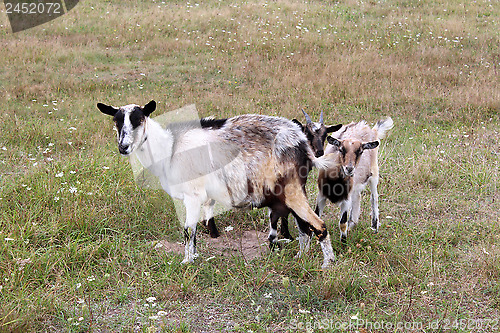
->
[292,213,312,259]
[268,205,291,250]
[202,200,219,238]
[268,208,280,250]
[182,196,203,264]
[280,214,294,241]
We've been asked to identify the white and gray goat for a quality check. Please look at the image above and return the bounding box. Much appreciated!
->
[97,101,338,268]
[315,117,394,242]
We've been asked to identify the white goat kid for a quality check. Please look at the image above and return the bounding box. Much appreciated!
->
[98,101,338,268]
[315,117,394,242]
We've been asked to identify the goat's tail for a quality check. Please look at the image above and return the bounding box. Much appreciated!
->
[373,117,394,139]
[309,152,338,170]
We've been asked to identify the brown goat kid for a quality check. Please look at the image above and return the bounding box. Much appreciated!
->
[315,117,394,242]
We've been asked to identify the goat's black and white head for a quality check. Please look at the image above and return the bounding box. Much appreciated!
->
[327,137,379,177]
[293,110,342,157]
[97,100,156,155]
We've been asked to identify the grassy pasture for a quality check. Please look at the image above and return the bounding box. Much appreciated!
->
[0,0,499,331]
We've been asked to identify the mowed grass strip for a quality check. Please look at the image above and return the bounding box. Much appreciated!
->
[0,0,498,331]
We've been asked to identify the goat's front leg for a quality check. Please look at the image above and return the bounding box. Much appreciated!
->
[348,188,361,231]
[182,196,202,264]
[369,176,380,232]
[314,191,328,217]
[339,200,351,243]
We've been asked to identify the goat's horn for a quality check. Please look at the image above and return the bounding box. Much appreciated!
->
[320,111,324,124]
[301,109,313,124]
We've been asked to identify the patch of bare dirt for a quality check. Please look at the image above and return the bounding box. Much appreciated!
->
[154,230,270,261]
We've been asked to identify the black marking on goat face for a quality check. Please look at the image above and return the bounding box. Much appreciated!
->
[302,123,342,158]
[305,123,327,157]
[327,138,365,177]
[293,118,341,158]
[113,106,146,155]
[98,100,156,155]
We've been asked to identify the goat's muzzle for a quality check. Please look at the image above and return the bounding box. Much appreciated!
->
[343,166,355,177]
[118,144,130,155]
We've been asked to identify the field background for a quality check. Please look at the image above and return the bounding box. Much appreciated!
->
[0,0,499,332]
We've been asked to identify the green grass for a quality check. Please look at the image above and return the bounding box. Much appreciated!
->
[0,0,499,331]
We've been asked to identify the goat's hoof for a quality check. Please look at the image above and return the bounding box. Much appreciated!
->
[370,227,379,233]
[269,241,281,251]
[181,253,198,264]
[340,235,347,244]
[321,256,336,269]
[294,251,304,259]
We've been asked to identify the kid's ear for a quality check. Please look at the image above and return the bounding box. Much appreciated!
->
[327,136,342,147]
[326,124,342,133]
[362,141,379,150]
[143,100,156,117]
[97,103,118,116]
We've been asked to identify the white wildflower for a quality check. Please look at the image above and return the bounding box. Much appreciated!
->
[225,226,234,232]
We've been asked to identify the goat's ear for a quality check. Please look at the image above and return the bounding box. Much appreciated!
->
[292,119,304,131]
[326,124,342,133]
[362,141,379,150]
[143,100,156,117]
[327,136,342,147]
[97,103,118,117]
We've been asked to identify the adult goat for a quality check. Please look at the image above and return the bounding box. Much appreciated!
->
[98,101,338,268]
